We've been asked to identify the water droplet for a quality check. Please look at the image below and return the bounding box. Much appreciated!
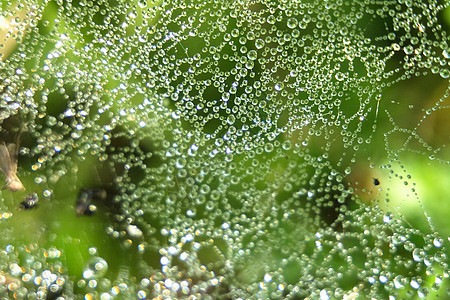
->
[247,50,257,60]
[83,257,108,279]
[255,39,265,49]
[287,18,298,29]
[335,72,345,81]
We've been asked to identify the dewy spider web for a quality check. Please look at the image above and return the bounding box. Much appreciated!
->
[0,0,449,298]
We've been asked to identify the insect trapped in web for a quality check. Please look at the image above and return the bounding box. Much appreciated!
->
[19,193,39,209]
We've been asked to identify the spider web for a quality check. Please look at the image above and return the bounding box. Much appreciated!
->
[0,0,449,298]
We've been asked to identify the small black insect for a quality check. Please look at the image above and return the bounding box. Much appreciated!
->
[76,188,107,216]
[373,178,380,186]
[20,193,38,209]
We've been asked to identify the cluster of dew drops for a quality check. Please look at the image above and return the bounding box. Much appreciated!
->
[0,0,449,298]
